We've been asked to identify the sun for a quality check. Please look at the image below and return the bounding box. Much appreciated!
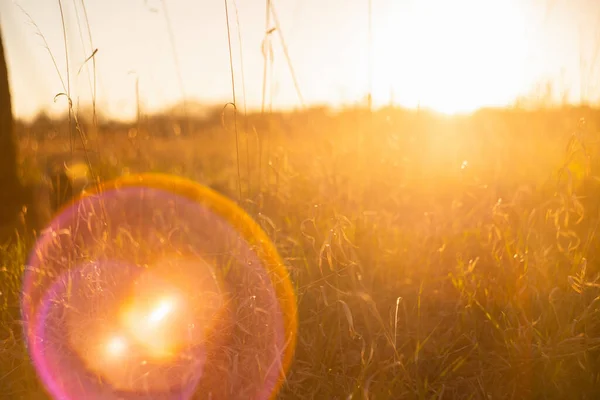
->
[372,0,532,115]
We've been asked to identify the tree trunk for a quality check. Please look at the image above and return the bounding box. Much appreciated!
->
[0,25,31,243]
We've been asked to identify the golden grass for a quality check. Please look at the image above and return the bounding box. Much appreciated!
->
[3,106,600,398]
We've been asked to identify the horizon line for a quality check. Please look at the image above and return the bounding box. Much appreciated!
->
[15,98,600,125]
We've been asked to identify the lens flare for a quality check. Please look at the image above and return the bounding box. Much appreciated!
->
[148,298,174,324]
[21,173,297,400]
[105,335,128,358]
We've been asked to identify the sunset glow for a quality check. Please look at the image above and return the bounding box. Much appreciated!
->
[375,0,532,114]
[1,0,599,119]
[9,0,600,398]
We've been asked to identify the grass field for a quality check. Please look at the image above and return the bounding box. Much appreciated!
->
[3,105,600,399]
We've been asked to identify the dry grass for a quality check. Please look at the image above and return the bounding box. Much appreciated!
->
[3,105,600,399]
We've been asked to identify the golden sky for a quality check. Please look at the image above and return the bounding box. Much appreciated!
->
[2,0,600,120]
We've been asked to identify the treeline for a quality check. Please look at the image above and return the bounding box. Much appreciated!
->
[13,103,600,143]
[13,104,329,140]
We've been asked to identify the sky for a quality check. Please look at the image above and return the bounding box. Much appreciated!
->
[1,0,600,121]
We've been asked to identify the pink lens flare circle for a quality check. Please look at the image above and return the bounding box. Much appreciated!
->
[21,175,297,400]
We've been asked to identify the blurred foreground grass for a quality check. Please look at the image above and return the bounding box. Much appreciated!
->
[3,106,600,399]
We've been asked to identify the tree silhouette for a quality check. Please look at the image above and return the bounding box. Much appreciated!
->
[0,25,53,243]
[0,25,29,243]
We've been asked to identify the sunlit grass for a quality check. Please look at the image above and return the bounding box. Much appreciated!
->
[4,106,600,398]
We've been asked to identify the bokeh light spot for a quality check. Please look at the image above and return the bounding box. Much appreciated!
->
[21,173,297,400]
[105,335,128,359]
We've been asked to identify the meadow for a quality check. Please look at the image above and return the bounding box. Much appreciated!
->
[3,104,600,399]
